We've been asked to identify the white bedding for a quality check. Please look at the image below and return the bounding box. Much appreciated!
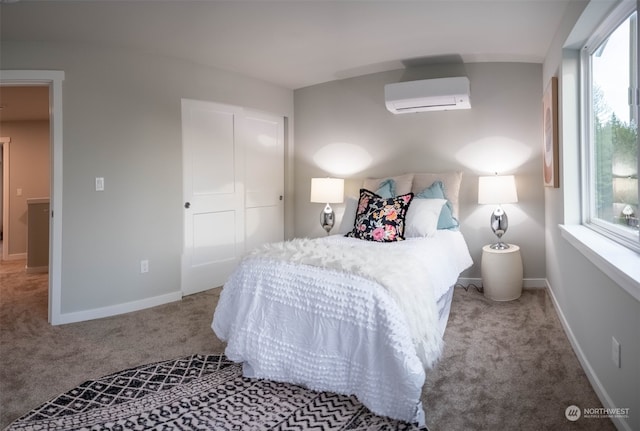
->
[212,230,472,424]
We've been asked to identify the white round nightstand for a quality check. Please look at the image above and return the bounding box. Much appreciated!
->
[481,244,523,301]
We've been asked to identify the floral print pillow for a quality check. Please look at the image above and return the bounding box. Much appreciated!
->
[345,189,414,242]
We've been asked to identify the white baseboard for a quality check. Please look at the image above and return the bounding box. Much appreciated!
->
[54,291,182,325]
[457,277,547,289]
[2,252,27,262]
[26,265,48,274]
[545,280,632,431]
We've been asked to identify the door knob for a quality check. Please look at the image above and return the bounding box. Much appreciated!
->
[184,202,191,209]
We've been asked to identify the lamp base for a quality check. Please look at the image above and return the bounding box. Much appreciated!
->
[489,241,511,250]
[320,203,335,235]
[489,206,510,249]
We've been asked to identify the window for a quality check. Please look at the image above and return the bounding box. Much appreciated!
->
[582,2,639,252]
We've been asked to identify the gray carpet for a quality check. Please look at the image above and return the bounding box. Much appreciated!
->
[0,259,614,430]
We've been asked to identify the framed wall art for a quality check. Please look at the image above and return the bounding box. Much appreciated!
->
[542,76,559,188]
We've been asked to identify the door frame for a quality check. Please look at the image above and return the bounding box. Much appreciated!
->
[1,70,65,325]
[1,137,11,260]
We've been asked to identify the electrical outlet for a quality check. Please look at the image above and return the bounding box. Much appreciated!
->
[95,177,104,192]
[140,259,149,274]
[612,337,621,368]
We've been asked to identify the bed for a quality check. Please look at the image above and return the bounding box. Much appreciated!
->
[212,172,473,425]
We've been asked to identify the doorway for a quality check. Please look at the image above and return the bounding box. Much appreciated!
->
[0,86,50,262]
[0,70,65,324]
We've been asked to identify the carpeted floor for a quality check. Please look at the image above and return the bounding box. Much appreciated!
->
[0,259,615,430]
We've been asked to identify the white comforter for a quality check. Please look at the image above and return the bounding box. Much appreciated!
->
[212,231,472,424]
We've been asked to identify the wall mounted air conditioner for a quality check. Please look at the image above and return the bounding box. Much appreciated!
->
[384,76,471,113]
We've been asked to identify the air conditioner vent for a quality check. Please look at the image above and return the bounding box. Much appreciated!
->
[384,77,471,114]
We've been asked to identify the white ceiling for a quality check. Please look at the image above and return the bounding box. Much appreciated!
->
[1,0,573,90]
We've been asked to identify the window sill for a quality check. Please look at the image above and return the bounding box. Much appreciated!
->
[559,224,640,302]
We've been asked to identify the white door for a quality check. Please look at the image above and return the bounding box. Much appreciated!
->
[181,99,245,295]
[244,111,284,251]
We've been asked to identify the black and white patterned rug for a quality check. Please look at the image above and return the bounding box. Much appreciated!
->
[7,354,428,430]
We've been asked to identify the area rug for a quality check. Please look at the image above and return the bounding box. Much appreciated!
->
[7,354,427,431]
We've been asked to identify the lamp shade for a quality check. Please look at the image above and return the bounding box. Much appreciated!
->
[478,175,518,205]
[310,178,344,204]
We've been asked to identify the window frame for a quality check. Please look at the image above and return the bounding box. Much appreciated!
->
[581,1,639,253]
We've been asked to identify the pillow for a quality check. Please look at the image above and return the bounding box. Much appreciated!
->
[346,189,414,242]
[415,181,459,230]
[375,178,396,198]
[337,196,359,235]
[405,198,447,238]
[363,173,414,196]
[411,172,463,218]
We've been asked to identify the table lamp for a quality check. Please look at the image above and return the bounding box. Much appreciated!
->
[478,174,518,249]
[310,177,344,234]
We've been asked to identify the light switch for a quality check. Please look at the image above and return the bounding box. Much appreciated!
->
[16,188,22,196]
[95,177,104,192]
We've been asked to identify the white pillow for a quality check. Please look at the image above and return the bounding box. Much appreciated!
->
[337,196,359,235]
[405,198,447,238]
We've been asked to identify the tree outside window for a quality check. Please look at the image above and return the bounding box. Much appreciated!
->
[590,11,639,236]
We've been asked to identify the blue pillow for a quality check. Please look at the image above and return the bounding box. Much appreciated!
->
[375,178,396,198]
[415,181,459,230]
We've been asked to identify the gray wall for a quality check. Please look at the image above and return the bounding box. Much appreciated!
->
[294,62,545,281]
[543,1,640,430]
[1,41,294,315]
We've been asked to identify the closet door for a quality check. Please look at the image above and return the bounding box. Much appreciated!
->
[244,110,284,252]
[181,99,245,295]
